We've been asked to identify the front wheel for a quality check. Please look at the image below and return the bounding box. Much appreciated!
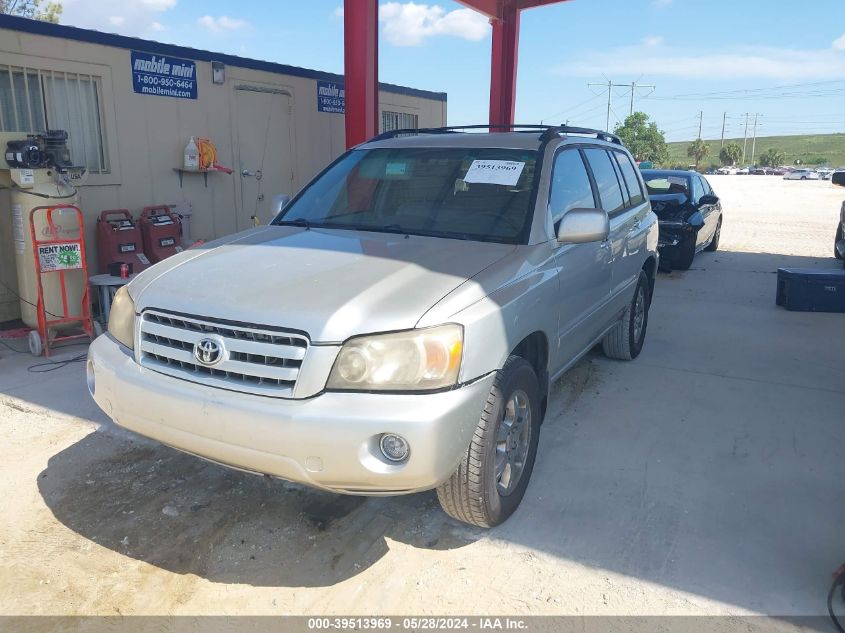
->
[835,224,844,259]
[602,270,651,361]
[437,356,541,528]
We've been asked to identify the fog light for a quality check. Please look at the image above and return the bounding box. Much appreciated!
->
[86,358,95,396]
[379,433,410,462]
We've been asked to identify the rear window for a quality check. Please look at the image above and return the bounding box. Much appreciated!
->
[643,175,690,196]
[275,147,538,244]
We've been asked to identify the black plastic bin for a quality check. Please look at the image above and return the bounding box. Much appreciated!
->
[776,267,845,313]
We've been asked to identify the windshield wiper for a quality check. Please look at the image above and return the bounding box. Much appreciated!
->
[275,217,315,228]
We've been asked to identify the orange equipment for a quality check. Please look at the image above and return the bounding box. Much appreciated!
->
[139,205,183,264]
[28,205,96,356]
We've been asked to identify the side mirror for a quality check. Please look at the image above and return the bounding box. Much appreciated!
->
[699,194,719,205]
[556,208,609,244]
[271,193,291,214]
[832,172,845,188]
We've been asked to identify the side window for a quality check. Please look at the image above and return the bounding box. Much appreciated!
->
[614,152,645,206]
[692,175,705,204]
[548,149,596,224]
[701,176,713,195]
[583,148,625,214]
[610,152,631,207]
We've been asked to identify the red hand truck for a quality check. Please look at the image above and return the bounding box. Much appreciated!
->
[28,205,97,357]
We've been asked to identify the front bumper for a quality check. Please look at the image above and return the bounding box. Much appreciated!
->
[657,221,694,249]
[87,335,495,495]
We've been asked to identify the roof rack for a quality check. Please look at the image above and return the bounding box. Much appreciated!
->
[368,123,623,146]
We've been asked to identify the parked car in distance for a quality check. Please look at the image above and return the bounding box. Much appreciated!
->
[641,169,723,270]
[817,168,834,180]
[771,168,788,176]
[716,166,737,175]
[87,124,660,528]
[784,169,820,180]
[736,167,750,175]
[750,167,767,175]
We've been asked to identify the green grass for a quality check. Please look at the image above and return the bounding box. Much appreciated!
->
[666,133,845,169]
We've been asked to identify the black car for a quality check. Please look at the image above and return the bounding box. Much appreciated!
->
[833,171,845,266]
[640,169,723,270]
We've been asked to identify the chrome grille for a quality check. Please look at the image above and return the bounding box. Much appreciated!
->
[138,310,308,398]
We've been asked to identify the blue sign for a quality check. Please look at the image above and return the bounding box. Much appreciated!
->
[317,80,344,114]
[131,51,197,100]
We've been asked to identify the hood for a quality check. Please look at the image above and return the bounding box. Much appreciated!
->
[132,226,515,342]
[649,193,689,220]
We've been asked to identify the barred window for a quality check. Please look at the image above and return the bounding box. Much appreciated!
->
[0,65,109,173]
[381,110,419,133]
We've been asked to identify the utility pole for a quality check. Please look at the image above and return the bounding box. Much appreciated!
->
[588,80,614,132]
[697,110,703,139]
[750,113,760,165]
[720,112,727,149]
[741,113,750,164]
[628,80,655,115]
[588,80,655,131]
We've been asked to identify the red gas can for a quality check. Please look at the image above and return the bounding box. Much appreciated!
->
[96,209,152,274]
[139,205,183,264]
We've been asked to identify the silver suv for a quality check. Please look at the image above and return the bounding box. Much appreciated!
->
[87,125,659,527]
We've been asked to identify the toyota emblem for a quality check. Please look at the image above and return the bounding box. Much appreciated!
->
[194,338,223,366]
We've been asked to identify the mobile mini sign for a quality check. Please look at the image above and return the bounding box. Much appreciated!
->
[317,80,345,113]
[131,51,197,100]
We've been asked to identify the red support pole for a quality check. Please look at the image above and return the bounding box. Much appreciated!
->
[344,0,379,148]
[489,2,520,127]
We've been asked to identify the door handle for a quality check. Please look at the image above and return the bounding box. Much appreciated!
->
[241,169,254,177]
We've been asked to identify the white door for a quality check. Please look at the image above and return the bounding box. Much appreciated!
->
[233,85,295,230]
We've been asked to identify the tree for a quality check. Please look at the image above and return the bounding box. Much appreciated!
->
[0,0,62,23]
[687,139,710,170]
[758,148,786,168]
[613,112,669,164]
[719,142,742,166]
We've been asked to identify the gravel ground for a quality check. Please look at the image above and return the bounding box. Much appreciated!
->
[1,175,844,622]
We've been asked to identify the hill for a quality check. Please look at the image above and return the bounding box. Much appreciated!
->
[666,133,845,169]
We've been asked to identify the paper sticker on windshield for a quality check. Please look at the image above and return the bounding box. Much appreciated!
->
[463,160,525,186]
[385,162,408,177]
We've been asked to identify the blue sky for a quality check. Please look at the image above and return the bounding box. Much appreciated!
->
[58,0,845,141]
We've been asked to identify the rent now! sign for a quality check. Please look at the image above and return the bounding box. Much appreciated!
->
[131,51,197,100]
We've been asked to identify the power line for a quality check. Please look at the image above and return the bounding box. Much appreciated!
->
[587,79,656,131]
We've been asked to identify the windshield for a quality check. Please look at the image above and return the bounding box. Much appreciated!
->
[274,147,538,243]
[642,175,690,197]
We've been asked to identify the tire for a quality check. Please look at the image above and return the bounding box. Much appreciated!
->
[673,235,696,270]
[602,270,650,361]
[705,216,722,252]
[28,330,43,357]
[835,224,844,260]
[437,355,541,528]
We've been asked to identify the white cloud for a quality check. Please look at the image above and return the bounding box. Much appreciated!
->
[150,21,165,32]
[59,0,175,36]
[555,43,845,80]
[834,33,845,50]
[379,2,489,46]
[197,15,249,32]
[642,35,663,47]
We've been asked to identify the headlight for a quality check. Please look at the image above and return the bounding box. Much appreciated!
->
[327,324,463,391]
[107,285,136,350]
